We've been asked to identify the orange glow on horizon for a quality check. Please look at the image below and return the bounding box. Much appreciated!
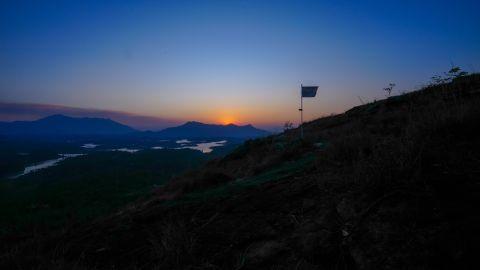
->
[219,115,237,125]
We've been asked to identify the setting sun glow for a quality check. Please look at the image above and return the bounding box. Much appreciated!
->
[219,116,236,125]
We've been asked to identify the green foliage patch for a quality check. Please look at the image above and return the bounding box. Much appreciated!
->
[175,154,315,204]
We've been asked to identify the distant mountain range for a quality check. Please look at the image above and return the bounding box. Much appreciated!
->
[0,114,137,136]
[155,121,270,138]
[0,115,269,138]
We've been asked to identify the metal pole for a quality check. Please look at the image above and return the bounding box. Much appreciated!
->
[300,84,303,139]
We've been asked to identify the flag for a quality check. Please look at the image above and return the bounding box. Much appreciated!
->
[301,86,318,97]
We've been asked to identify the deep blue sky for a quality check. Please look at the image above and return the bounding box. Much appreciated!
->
[1,0,479,127]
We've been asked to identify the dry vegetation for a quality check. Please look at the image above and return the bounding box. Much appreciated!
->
[1,74,480,269]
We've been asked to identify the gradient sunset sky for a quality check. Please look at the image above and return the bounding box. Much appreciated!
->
[1,0,479,129]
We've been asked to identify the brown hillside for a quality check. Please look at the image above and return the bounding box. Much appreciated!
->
[2,74,480,269]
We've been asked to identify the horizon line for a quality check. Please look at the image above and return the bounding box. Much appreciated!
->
[0,101,284,131]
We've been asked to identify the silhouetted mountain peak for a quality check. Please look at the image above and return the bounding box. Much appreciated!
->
[183,121,204,126]
[37,114,72,122]
[43,114,69,119]
[0,114,137,136]
[157,121,269,138]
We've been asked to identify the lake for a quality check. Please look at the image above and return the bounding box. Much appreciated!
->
[8,139,229,178]
[11,154,85,179]
[176,140,227,153]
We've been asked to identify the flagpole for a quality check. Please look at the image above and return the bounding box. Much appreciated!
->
[300,84,303,139]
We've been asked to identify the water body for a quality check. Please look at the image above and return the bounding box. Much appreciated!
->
[176,140,227,153]
[112,148,140,153]
[82,143,99,149]
[11,154,85,179]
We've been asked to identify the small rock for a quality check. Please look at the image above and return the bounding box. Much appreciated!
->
[292,230,339,265]
[302,198,317,211]
[246,240,286,265]
[349,246,368,269]
[314,142,325,148]
[336,198,356,221]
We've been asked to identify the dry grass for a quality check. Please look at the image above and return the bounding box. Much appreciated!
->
[2,74,480,270]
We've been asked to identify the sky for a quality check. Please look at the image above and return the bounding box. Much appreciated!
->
[1,0,479,130]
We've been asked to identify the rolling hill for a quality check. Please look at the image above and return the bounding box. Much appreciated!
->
[0,114,137,136]
[0,116,269,139]
[156,121,270,138]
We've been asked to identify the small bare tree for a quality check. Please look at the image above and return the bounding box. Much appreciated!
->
[283,121,293,131]
[383,83,396,97]
[430,66,468,86]
[445,66,468,81]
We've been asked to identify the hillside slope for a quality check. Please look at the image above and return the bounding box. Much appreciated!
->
[2,74,480,269]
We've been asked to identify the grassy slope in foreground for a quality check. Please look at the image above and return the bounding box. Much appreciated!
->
[1,74,480,269]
